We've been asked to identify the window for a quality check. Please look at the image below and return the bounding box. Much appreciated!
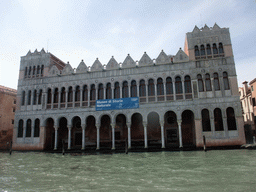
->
[206,44,211,55]
[223,72,230,90]
[47,89,52,104]
[184,75,192,93]
[131,80,137,97]
[26,119,32,137]
[157,78,164,95]
[251,86,254,92]
[197,74,204,92]
[54,88,59,103]
[106,83,112,99]
[226,107,237,130]
[175,76,183,94]
[34,119,40,137]
[33,90,37,105]
[12,119,14,124]
[12,108,15,112]
[75,86,80,102]
[18,120,23,137]
[148,79,155,96]
[205,73,212,91]
[37,65,40,75]
[68,87,73,102]
[98,84,103,100]
[139,80,146,97]
[200,45,205,56]
[166,77,173,95]
[122,81,128,98]
[202,109,211,131]
[219,43,224,54]
[25,67,28,77]
[213,73,220,91]
[195,46,199,57]
[41,65,44,75]
[14,99,16,104]
[61,88,66,103]
[38,89,42,104]
[82,85,88,101]
[214,108,224,131]
[213,43,218,54]
[27,90,31,105]
[90,84,96,101]
[114,82,120,99]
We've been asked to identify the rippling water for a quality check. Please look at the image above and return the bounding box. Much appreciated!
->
[1,150,256,192]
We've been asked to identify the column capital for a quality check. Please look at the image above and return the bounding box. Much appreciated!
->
[177,120,182,124]
[127,122,131,127]
[143,122,147,127]
[54,126,59,130]
[111,124,115,128]
[67,125,72,130]
[81,124,86,130]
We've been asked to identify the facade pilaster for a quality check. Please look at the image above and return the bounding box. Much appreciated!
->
[81,124,86,150]
[163,80,167,101]
[143,122,148,148]
[54,126,58,150]
[111,124,115,150]
[178,120,183,148]
[96,125,100,150]
[127,123,131,149]
[68,125,72,149]
[161,122,165,148]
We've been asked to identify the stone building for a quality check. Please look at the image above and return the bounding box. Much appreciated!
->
[0,85,17,150]
[13,24,245,151]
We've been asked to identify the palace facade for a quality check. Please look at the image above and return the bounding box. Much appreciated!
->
[13,24,245,151]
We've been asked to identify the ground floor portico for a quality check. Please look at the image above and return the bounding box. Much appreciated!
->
[13,100,246,151]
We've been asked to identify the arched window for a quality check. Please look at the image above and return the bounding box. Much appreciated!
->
[197,74,204,92]
[28,66,32,76]
[219,43,224,54]
[41,65,44,75]
[175,76,183,100]
[61,88,65,103]
[166,77,173,95]
[205,73,212,91]
[18,119,23,138]
[206,44,211,55]
[200,45,205,56]
[148,79,155,96]
[54,88,58,103]
[75,86,80,102]
[214,108,224,131]
[90,84,96,101]
[68,87,73,102]
[83,85,88,101]
[226,107,237,130]
[202,109,211,132]
[34,119,40,137]
[122,81,128,98]
[131,80,137,97]
[32,66,36,76]
[47,89,52,104]
[195,46,199,57]
[37,65,40,75]
[223,72,230,90]
[25,67,28,77]
[106,83,112,99]
[22,91,25,105]
[157,78,164,95]
[38,89,42,104]
[184,75,192,93]
[26,119,32,137]
[114,82,120,99]
[213,73,220,91]
[33,90,37,105]
[27,90,31,105]
[139,80,146,97]
[213,43,218,55]
[98,84,103,100]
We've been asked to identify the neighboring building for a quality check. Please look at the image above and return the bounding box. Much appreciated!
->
[0,85,17,150]
[13,24,245,151]
[249,78,256,126]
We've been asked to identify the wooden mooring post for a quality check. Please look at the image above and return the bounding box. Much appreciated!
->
[9,141,12,155]
[203,136,207,152]
[62,140,65,155]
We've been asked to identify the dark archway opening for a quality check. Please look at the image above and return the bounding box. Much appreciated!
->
[131,113,144,147]
[147,112,161,147]
[44,118,54,150]
[164,111,178,147]
[181,110,196,146]
[72,116,82,148]
[58,117,68,149]
[100,115,111,147]
[85,116,96,147]
[115,114,127,148]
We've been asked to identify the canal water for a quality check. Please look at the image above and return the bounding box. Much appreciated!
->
[1,150,256,192]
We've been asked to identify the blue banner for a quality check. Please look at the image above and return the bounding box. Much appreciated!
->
[96,97,139,111]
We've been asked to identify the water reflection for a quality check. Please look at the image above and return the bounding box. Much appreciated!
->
[1,150,256,192]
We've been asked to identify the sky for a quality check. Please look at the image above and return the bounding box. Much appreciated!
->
[0,0,256,90]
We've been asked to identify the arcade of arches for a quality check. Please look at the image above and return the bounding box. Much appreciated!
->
[17,107,238,150]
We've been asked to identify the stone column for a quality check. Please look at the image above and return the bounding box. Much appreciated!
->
[68,125,72,150]
[36,92,40,105]
[58,90,61,108]
[173,82,176,100]
[120,86,123,98]
[137,84,139,98]
[111,86,114,99]
[54,126,58,150]
[127,123,131,149]
[143,122,148,148]
[145,82,148,103]
[88,90,90,106]
[128,82,131,98]
[223,117,228,137]
[81,124,86,150]
[80,89,83,107]
[72,90,75,108]
[65,90,68,108]
[103,86,106,100]
[95,89,98,100]
[154,83,157,101]
[51,92,54,109]
[163,81,167,101]
[161,122,165,148]
[111,124,115,150]
[178,121,183,148]
[96,125,100,150]
[31,90,34,106]
[182,80,185,99]
[31,123,35,138]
